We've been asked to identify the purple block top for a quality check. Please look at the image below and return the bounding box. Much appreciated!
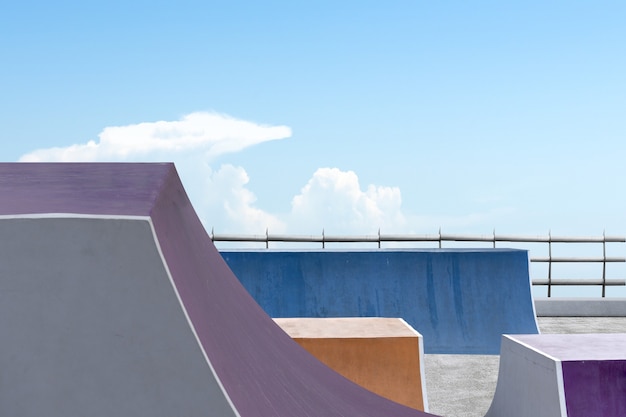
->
[511,333,626,361]
[0,163,172,216]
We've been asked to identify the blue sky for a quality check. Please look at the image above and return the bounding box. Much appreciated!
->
[2,1,625,244]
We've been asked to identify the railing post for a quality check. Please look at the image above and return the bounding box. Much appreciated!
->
[493,229,496,248]
[602,230,607,298]
[265,228,269,249]
[548,231,552,298]
[378,228,381,249]
[322,229,325,249]
[438,227,442,249]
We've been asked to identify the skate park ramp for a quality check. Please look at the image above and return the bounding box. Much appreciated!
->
[0,163,436,417]
[486,333,626,417]
[222,250,540,354]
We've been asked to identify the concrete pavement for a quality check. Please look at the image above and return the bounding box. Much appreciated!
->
[424,316,626,417]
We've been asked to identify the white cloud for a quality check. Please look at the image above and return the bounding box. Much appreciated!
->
[18,112,291,234]
[199,164,286,234]
[289,168,407,234]
[19,111,291,162]
[17,110,509,237]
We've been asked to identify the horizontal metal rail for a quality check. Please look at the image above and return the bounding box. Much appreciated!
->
[532,257,624,263]
[532,278,624,286]
[211,229,626,298]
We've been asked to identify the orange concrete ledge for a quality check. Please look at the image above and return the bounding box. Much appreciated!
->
[275,317,428,411]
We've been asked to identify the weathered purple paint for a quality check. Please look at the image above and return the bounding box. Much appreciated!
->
[562,360,626,417]
[0,163,168,215]
[0,163,437,417]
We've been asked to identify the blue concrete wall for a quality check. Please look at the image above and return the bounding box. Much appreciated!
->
[221,249,539,354]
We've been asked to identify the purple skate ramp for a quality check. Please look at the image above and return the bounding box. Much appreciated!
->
[0,163,437,417]
[486,333,626,417]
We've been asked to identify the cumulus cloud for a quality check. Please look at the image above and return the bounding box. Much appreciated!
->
[17,111,416,236]
[18,112,291,234]
[200,164,286,234]
[19,111,292,162]
[289,168,407,234]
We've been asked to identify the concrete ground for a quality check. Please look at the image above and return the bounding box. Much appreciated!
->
[424,317,626,417]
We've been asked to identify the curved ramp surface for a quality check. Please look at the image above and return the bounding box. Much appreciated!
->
[486,334,626,417]
[222,250,539,353]
[0,163,436,417]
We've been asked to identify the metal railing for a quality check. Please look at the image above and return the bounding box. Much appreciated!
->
[211,229,626,298]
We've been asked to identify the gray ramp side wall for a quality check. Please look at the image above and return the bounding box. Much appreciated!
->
[485,336,565,417]
[0,218,237,417]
